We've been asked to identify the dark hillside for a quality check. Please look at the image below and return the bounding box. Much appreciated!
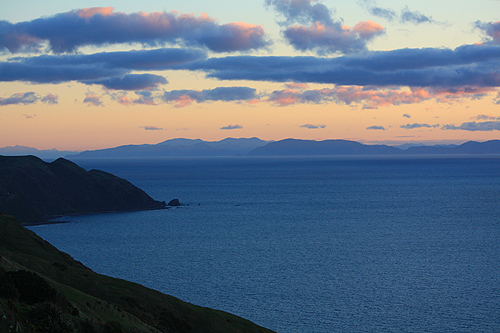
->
[0,213,274,332]
[0,155,165,224]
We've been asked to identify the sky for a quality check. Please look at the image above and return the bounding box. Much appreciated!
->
[1,0,500,150]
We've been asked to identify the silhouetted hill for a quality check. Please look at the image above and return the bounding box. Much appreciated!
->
[248,139,500,156]
[0,155,165,225]
[71,137,270,158]
[0,213,274,332]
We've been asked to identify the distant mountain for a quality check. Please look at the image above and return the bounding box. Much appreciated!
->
[248,139,500,156]
[404,140,500,154]
[0,155,165,224]
[248,139,402,156]
[71,137,271,159]
[0,145,79,160]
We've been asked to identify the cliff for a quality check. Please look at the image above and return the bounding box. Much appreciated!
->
[0,155,165,225]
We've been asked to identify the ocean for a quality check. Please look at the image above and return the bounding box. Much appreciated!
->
[28,156,500,332]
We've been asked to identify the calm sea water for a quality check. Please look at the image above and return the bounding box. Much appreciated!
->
[29,156,500,332]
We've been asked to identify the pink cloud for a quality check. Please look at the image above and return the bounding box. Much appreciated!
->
[285,83,308,90]
[265,85,498,109]
[77,7,114,19]
[172,95,196,108]
[352,21,385,40]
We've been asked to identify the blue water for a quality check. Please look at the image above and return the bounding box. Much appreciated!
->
[29,156,500,332]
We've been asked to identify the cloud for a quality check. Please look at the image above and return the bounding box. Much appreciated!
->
[187,43,500,88]
[0,48,204,86]
[23,114,36,119]
[267,0,384,54]
[0,62,127,84]
[441,121,500,131]
[220,124,243,130]
[475,21,500,44]
[366,125,385,130]
[300,123,326,129]
[400,123,439,129]
[20,48,207,71]
[358,0,396,21]
[41,93,58,105]
[403,113,411,118]
[265,0,333,26]
[0,92,57,106]
[267,86,433,108]
[117,91,156,106]
[0,7,270,53]
[400,6,435,24]
[283,21,384,55]
[358,2,435,25]
[83,92,103,106]
[162,87,257,107]
[140,126,163,131]
[84,74,167,90]
[470,114,499,120]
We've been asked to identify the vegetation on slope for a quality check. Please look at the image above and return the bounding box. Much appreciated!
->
[0,213,274,332]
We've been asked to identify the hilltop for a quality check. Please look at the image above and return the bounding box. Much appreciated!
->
[0,213,273,332]
[0,155,166,225]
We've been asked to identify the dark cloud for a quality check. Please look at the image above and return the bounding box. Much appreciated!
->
[366,125,385,130]
[359,1,436,25]
[84,74,167,90]
[442,121,500,131]
[186,43,500,88]
[0,92,58,106]
[0,62,127,83]
[0,7,270,54]
[400,123,439,129]
[300,123,326,129]
[162,87,257,107]
[20,48,207,71]
[0,48,204,86]
[403,113,411,118]
[358,0,396,21]
[265,0,333,26]
[220,124,243,130]
[400,6,434,24]
[83,92,103,106]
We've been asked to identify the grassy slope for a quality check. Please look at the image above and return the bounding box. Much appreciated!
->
[0,213,274,332]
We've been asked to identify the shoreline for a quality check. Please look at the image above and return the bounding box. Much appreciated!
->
[22,205,170,226]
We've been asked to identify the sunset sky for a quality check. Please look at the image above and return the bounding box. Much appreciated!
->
[1,0,500,150]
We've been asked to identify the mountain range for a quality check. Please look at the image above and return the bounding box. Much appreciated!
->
[2,138,500,160]
[70,138,500,159]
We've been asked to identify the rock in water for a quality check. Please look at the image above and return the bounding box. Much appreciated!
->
[167,199,182,206]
